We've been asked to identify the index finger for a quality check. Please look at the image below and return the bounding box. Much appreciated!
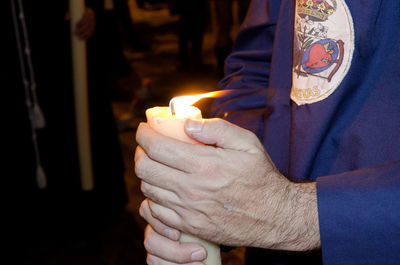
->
[136,122,211,173]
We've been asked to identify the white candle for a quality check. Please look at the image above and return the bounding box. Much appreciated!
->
[69,0,94,191]
[145,96,221,265]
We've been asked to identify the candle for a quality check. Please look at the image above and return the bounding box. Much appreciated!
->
[70,0,94,191]
[145,93,222,265]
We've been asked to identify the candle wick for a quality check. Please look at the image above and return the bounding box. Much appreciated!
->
[169,99,176,116]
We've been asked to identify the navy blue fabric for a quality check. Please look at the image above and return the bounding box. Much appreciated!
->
[318,161,400,265]
[213,0,400,264]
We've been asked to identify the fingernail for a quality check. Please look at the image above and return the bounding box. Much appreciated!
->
[185,119,203,133]
[164,228,179,240]
[191,249,206,261]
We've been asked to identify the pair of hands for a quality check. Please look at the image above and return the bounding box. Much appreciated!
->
[135,118,320,264]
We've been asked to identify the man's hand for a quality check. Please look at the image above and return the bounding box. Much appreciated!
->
[135,118,320,253]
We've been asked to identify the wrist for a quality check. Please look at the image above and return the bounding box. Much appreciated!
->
[288,182,321,251]
[255,179,321,251]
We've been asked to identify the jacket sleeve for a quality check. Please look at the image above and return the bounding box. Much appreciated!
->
[211,0,281,139]
[317,161,400,265]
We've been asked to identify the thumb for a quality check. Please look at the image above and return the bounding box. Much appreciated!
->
[184,118,264,153]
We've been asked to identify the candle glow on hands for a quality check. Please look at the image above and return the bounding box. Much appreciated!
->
[145,90,227,265]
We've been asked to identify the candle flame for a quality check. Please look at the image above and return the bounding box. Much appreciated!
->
[169,90,229,116]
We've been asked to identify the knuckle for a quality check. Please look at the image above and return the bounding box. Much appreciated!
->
[146,254,154,265]
[241,152,255,165]
[139,200,146,218]
[135,122,146,142]
[182,216,203,235]
[214,119,230,136]
[140,182,149,197]
[213,117,225,126]
[136,158,161,183]
[143,238,152,253]
[147,139,163,158]
[144,224,152,236]
[243,128,257,142]
[188,221,203,235]
[143,237,151,252]
[246,131,264,150]
[143,233,153,253]
[142,183,157,202]
[134,158,145,178]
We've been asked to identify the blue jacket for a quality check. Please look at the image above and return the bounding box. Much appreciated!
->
[213,0,400,264]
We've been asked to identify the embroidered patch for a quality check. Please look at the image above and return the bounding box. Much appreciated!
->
[291,0,354,105]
